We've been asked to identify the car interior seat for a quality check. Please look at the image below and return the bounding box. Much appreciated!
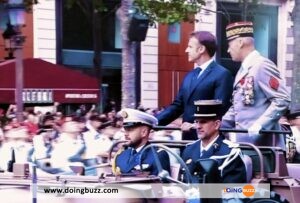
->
[170,163,181,179]
[240,153,253,183]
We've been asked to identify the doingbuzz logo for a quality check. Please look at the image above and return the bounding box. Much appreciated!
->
[243,185,256,197]
[223,185,256,197]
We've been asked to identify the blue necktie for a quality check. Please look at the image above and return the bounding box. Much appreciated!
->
[129,149,137,163]
[191,67,202,89]
[194,67,202,79]
[200,149,206,157]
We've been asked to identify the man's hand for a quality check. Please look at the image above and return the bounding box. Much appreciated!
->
[248,123,262,136]
[181,122,196,131]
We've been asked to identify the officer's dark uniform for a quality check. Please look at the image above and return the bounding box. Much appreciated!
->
[181,136,246,183]
[114,108,171,176]
[115,143,170,176]
[180,100,247,184]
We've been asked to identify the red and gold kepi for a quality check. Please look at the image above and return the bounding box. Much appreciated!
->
[226,21,253,41]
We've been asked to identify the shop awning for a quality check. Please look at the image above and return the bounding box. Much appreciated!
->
[0,58,100,104]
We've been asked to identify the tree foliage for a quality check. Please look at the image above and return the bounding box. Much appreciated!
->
[64,0,206,25]
[133,0,205,24]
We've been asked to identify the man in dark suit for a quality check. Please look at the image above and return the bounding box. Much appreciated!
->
[113,108,170,176]
[180,100,247,184]
[156,31,233,140]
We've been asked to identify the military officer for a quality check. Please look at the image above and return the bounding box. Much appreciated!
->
[82,115,112,175]
[43,121,85,174]
[113,108,171,176]
[181,100,247,184]
[0,127,32,172]
[222,21,291,148]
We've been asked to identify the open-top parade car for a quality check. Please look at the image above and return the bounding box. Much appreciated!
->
[0,128,300,203]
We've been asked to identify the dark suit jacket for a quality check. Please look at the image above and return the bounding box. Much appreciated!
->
[115,143,171,176]
[157,61,233,127]
[181,136,247,183]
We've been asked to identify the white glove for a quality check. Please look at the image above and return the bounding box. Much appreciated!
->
[248,123,262,136]
[181,122,196,131]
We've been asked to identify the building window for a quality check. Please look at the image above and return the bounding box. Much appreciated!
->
[216,2,278,76]
[62,0,121,52]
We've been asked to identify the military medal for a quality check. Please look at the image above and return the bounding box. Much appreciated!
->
[186,159,192,164]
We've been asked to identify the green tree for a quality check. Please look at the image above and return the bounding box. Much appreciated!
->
[134,0,205,24]
[117,0,136,108]
[1,0,206,109]
[66,0,205,109]
[119,0,205,108]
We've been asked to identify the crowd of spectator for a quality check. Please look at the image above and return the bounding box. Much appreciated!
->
[0,103,181,175]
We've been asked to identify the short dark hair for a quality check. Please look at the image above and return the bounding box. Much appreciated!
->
[42,114,54,124]
[190,31,217,57]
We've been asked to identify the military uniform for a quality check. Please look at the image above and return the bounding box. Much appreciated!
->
[115,143,170,176]
[45,133,85,174]
[181,135,246,183]
[222,50,290,148]
[222,22,290,148]
[114,108,171,176]
[0,127,32,172]
[82,122,113,176]
[42,121,86,174]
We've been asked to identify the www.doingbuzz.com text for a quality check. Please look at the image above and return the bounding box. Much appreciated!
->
[41,186,119,195]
